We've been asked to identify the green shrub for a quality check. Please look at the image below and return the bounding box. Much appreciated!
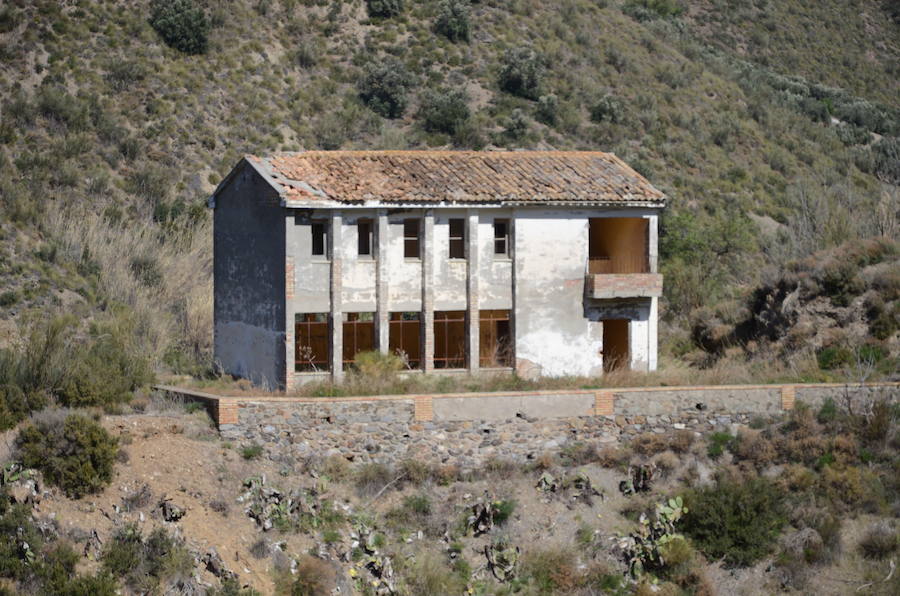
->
[535,93,559,126]
[434,0,470,42]
[623,0,684,21]
[816,345,852,370]
[503,108,528,140]
[149,0,209,54]
[16,411,119,498]
[59,320,154,409]
[0,290,17,307]
[102,525,192,593]
[0,495,44,581]
[0,384,29,431]
[683,477,785,567]
[493,499,516,525]
[366,0,403,18]
[590,94,624,124]
[241,443,264,460]
[417,87,470,136]
[357,59,414,118]
[0,500,118,594]
[817,397,838,424]
[706,431,733,459]
[498,47,543,100]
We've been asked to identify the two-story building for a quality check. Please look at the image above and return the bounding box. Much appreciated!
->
[209,151,665,389]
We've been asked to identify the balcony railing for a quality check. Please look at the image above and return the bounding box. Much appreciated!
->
[588,255,649,274]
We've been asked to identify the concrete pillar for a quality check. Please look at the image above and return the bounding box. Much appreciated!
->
[422,210,435,372]
[375,210,389,354]
[648,296,658,371]
[648,214,659,273]
[284,234,296,390]
[330,210,343,380]
[466,210,480,372]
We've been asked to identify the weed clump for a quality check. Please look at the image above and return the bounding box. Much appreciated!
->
[858,523,898,559]
[16,410,119,498]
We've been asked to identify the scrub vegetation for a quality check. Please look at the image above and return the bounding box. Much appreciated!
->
[0,394,896,594]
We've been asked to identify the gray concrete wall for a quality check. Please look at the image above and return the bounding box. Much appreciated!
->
[213,163,286,388]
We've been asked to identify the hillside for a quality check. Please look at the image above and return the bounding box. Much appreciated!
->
[1,392,898,595]
[0,0,898,377]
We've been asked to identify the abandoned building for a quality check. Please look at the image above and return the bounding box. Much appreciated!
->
[209,151,665,389]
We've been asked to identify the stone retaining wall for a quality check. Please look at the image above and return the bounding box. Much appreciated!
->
[155,382,898,469]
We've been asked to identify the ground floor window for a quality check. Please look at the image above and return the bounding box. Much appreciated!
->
[389,312,421,369]
[479,309,513,367]
[434,310,466,369]
[343,312,375,369]
[295,313,329,372]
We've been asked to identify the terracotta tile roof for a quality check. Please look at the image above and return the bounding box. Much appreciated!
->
[244,151,665,206]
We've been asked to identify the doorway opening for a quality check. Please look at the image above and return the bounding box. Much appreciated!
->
[602,319,630,372]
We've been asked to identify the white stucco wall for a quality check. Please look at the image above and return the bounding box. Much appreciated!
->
[283,206,659,378]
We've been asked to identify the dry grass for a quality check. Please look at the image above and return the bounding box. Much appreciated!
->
[45,208,212,367]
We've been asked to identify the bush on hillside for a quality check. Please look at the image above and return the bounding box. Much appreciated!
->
[0,496,118,593]
[0,384,30,431]
[498,47,543,100]
[357,59,414,118]
[535,93,559,126]
[149,0,209,55]
[683,476,786,567]
[623,0,685,21]
[366,0,403,18]
[58,319,154,409]
[102,524,192,593]
[434,0,471,42]
[417,88,471,136]
[590,94,625,124]
[16,411,119,498]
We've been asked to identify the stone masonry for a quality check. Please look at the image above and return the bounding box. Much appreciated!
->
[157,382,898,471]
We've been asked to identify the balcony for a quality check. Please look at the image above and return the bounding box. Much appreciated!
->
[586,256,662,300]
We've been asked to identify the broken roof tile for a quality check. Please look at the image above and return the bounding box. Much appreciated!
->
[244,150,665,206]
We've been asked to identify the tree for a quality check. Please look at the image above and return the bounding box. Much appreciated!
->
[434,0,471,43]
[417,87,471,135]
[149,0,209,55]
[358,59,414,119]
[498,47,543,100]
[366,0,403,18]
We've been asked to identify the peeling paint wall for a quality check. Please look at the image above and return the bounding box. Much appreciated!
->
[477,211,513,309]
[213,164,285,389]
[433,211,468,310]
[386,212,422,311]
[514,209,657,377]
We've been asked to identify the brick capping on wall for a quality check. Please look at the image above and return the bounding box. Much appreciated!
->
[154,382,899,429]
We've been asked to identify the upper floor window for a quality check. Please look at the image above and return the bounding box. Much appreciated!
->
[448,218,465,259]
[493,219,510,257]
[311,220,328,258]
[357,219,373,257]
[403,219,421,259]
